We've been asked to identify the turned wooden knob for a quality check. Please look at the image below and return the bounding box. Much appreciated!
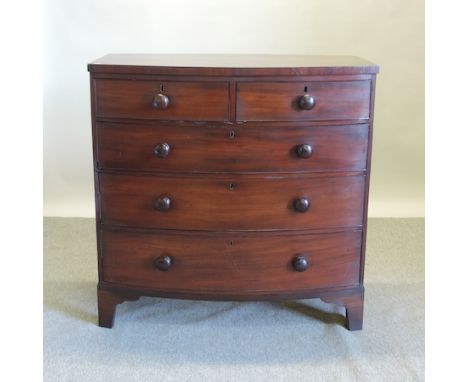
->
[154,196,172,211]
[298,94,315,110]
[154,255,173,271]
[294,197,310,212]
[296,144,313,158]
[153,142,171,158]
[152,93,170,109]
[292,256,309,272]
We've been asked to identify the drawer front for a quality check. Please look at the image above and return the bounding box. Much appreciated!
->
[102,229,362,292]
[237,81,371,121]
[99,174,365,230]
[97,123,369,173]
[95,79,229,121]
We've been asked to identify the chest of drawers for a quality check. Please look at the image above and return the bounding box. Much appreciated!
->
[88,54,378,330]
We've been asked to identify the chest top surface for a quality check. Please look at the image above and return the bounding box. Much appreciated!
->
[88,54,379,76]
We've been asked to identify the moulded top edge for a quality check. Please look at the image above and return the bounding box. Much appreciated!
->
[87,54,380,75]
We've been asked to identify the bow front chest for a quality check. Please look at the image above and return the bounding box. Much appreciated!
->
[88,54,378,330]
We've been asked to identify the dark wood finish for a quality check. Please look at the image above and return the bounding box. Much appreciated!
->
[101,229,361,292]
[294,197,310,213]
[98,279,363,302]
[292,256,309,272]
[153,195,171,212]
[88,54,379,76]
[88,54,378,330]
[154,255,173,271]
[97,286,140,328]
[321,289,364,331]
[99,173,365,230]
[97,122,369,173]
[98,280,364,328]
[236,81,371,121]
[153,142,171,158]
[95,79,229,121]
[89,77,104,284]
[298,94,316,110]
[152,93,170,110]
[296,143,313,159]
[359,75,377,284]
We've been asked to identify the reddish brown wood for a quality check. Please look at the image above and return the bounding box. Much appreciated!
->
[97,280,364,329]
[99,280,362,302]
[95,79,229,121]
[88,54,379,76]
[321,289,364,331]
[236,81,371,121]
[88,54,378,330]
[92,72,374,83]
[89,76,105,283]
[228,80,237,121]
[96,122,369,173]
[359,75,377,284]
[99,173,365,230]
[101,229,361,292]
[97,286,140,328]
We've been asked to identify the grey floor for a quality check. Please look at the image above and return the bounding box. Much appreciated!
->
[44,218,424,382]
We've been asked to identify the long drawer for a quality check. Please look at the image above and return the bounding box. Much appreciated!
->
[99,173,365,230]
[97,122,369,173]
[101,228,362,292]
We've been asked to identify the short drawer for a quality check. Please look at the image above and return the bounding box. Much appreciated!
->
[236,80,371,121]
[102,229,362,292]
[97,122,369,173]
[94,79,229,121]
[99,173,365,230]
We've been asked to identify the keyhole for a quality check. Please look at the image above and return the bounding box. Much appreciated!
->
[160,84,165,92]
[229,240,234,246]
[229,130,236,139]
[304,86,308,93]
[228,183,235,191]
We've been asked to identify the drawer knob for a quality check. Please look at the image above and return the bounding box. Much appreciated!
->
[154,255,173,271]
[298,94,315,110]
[294,197,310,212]
[152,93,170,110]
[296,144,313,158]
[153,142,171,158]
[292,256,309,272]
[154,196,172,211]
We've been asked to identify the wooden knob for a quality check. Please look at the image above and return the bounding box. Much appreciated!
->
[152,93,170,109]
[294,197,310,212]
[153,142,171,158]
[298,94,315,110]
[296,144,313,158]
[154,255,173,271]
[154,196,171,211]
[292,256,309,272]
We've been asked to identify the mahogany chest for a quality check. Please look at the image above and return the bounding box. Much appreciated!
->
[88,54,379,330]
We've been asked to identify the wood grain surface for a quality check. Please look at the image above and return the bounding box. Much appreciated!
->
[95,79,229,121]
[89,55,378,330]
[88,54,379,76]
[101,228,362,292]
[99,173,365,230]
[237,80,371,121]
[97,122,369,173]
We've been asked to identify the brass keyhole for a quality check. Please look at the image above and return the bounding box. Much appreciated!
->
[228,130,236,139]
[228,183,236,191]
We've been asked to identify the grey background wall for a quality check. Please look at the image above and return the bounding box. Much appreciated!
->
[44,0,424,217]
